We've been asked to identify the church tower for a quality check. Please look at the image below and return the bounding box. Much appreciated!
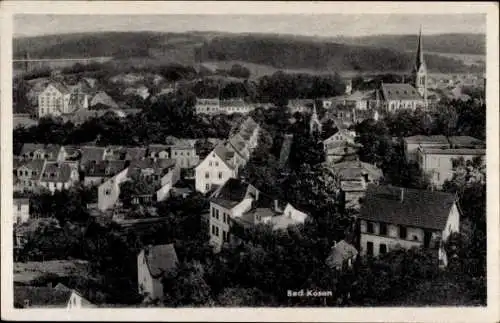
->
[412,26,427,100]
[309,102,322,135]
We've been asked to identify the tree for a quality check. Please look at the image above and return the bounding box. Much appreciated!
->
[163,260,212,306]
[228,64,251,79]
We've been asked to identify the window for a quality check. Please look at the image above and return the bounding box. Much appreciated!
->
[211,225,216,235]
[215,226,219,237]
[367,242,374,256]
[209,161,212,166]
[366,221,374,234]
[212,207,216,218]
[218,172,223,179]
[17,204,22,211]
[206,184,210,191]
[379,243,387,254]
[398,225,407,239]
[215,162,219,167]
[379,223,387,236]
[187,152,190,156]
[205,172,209,179]
[216,209,219,220]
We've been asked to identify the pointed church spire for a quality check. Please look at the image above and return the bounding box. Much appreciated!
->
[309,101,322,135]
[415,25,425,71]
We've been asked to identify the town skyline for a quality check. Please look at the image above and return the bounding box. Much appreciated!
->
[14,14,486,38]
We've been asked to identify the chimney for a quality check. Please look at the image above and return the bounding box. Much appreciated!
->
[274,199,279,212]
[400,188,404,202]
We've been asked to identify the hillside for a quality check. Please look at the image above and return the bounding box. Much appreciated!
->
[330,33,485,55]
[13,31,483,74]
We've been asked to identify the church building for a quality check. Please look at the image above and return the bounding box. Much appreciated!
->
[375,27,428,113]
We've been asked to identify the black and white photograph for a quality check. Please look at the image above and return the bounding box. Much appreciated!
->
[1,1,498,322]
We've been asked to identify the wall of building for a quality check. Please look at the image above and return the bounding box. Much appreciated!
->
[14,203,30,224]
[171,148,199,168]
[283,203,308,223]
[359,219,425,257]
[137,250,157,299]
[195,154,235,193]
[420,152,484,187]
[98,168,129,211]
[209,202,232,252]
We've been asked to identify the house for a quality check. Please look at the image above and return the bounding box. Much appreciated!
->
[220,98,254,114]
[80,146,106,166]
[209,179,308,252]
[195,143,238,194]
[323,141,360,164]
[168,139,199,168]
[90,91,119,109]
[323,90,375,111]
[137,244,178,301]
[376,83,425,113]
[416,146,485,188]
[328,160,383,209]
[323,129,357,147]
[97,167,129,211]
[148,144,170,160]
[19,143,63,161]
[124,158,180,204]
[15,159,46,191]
[83,160,128,187]
[38,161,80,193]
[66,289,96,309]
[124,85,150,100]
[403,135,449,162]
[37,82,71,118]
[326,240,358,271]
[195,98,220,114]
[14,198,30,225]
[195,117,259,193]
[358,185,460,267]
[14,286,72,308]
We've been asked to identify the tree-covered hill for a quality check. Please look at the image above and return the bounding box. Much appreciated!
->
[13,31,484,73]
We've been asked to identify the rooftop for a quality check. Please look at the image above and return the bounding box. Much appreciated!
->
[404,135,449,145]
[380,83,423,101]
[143,244,178,278]
[359,185,457,231]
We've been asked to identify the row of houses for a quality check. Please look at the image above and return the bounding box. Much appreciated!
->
[14,140,199,194]
[195,117,260,194]
[195,98,255,115]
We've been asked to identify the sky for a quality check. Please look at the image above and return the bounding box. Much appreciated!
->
[14,14,486,38]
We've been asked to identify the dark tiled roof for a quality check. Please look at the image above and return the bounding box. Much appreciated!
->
[40,162,77,183]
[80,146,106,164]
[380,83,422,101]
[213,143,235,170]
[211,178,252,208]
[85,160,128,177]
[49,81,70,95]
[144,244,178,278]
[148,144,170,155]
[329,161,383,181]
[359,185,457,231]
[127,158,176,176]
[17,159,46,175]
[14,286,71,308]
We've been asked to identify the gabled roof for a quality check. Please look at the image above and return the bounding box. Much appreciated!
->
[329,161,383,181]
[46,81,70,95]
[19,143,61,157]
[326,240,358,269]
[85,160,128,177]
[380,83,422,101]
[210,178,253,209]
[142,244,178,278]
[213,143,236,170]
[127,158,176,177]
[90,91,119,109]
[80,146,106,164]
[17,159,46,175]
[14,286,71,308]
[359,185,457,231]
[220,98,247,107]
[40,161,77,183]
